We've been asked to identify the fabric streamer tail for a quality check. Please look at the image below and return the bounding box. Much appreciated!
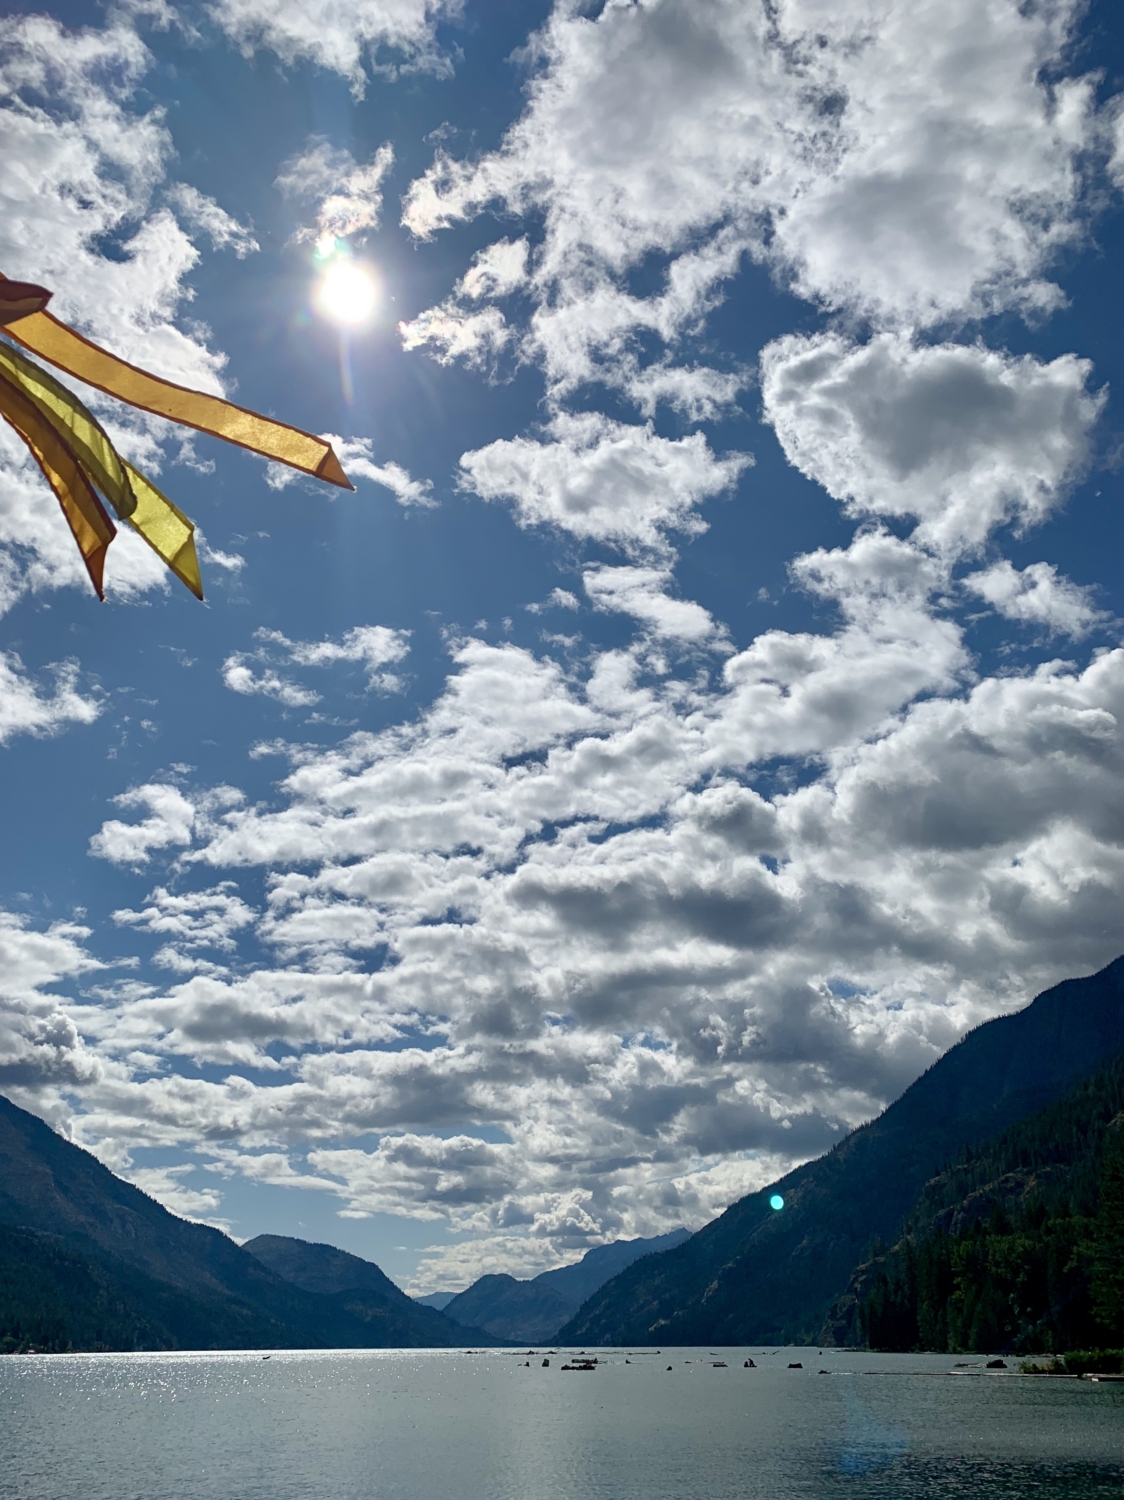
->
[0,269,349,603]
[122,460,203,601]
[0,273,352,489]
[0,373,115,599]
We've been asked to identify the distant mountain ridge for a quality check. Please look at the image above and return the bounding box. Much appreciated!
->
[0,1094,499,1352]
[437,1230,692,1341]
[561,956,1124,1347]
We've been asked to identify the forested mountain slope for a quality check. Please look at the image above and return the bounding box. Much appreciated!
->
[829,1052,1124,1352]
[0,1094,495,1352]
[559,957,1124,1347]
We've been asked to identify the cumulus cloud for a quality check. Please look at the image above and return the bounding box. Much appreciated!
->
[963,559,1107,638]
[0,914,103,1099]
[459,412,750,556]
[398,238,527,369]
[89,782,243,867]
[263,436,433,507]
[209,0,462,96]
[222,655,322,708]
[0,652,101,746]
[220,623,411,707]
[74,616,1124,1263]
[526,588,580,615]
[402,0,1100,395]
[330,438,435,507]
[275,139,394,245]
[583,565,724,645]
[113,883,257,953]
[761,333,1102,555]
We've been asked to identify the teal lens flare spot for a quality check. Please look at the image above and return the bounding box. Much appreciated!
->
[769,1194,785,1211]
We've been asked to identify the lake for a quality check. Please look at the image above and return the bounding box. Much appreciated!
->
[2,1346,1121,1499]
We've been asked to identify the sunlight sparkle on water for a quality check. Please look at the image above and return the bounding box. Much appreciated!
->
[316,259,379,326]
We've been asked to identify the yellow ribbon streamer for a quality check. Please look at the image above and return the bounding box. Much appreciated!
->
[0,269,351,603]
[0,276,352,489]
[0,338,201,597]
[0,373,115,599]
[122,459,203,601]
[0,336,137,519]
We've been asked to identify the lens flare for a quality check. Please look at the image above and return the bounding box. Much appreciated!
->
[316,260,378,326]
[769,1193,785,1211]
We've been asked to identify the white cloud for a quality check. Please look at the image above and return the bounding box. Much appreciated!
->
[963,559,1107,638]
[124,1164,230,1228]
[402,0,1100,397]
[89,782,243,866]
[256,624,411,690]
[330,438,435,507]
[761,333,1102,554]
[0,913,104,1099]
[220,623,411,708]
[222,655,322,708]
[398,303,512,371]
[166,182,259,257]
[459,412,750,556]
[398,238,527,369]
[113,882,257,952]
[0,651,101,745]
[275,139,394,244]
[526,588,580,615]
[583,565,723,645]
[208,0,462,96]
[58,621,1124,1269]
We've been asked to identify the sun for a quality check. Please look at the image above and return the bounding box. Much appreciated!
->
[315,259,379,327]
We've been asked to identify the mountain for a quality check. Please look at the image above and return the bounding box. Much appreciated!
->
[536,1229,692,1308]
[442,1273,575,1343]
[827,1051,1124,1353]
[414,1291,455,1310]
[441,1229,692,1342]
[560,955,1124,1348]
[0,1092,497,1352]
[242,1234,500,1347]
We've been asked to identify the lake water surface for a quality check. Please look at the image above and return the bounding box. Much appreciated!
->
[3,1346,1121,1499]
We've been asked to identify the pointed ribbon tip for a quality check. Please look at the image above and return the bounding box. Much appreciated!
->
[0,281,52,326]
[316,445,354,490]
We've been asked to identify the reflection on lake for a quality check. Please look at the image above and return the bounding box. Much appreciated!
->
[1,1346,1121,1499]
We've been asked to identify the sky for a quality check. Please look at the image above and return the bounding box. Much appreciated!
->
[2,0,1124,1296]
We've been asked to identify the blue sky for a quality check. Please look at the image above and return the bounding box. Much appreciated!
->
[3,0,1124,1293]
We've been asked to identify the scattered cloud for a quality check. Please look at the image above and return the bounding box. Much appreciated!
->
[963,559,1107,638]
[222,655,322,708]
[0,652,101,745]
[526,588,580,615]
[761,333,1102,556]
[275,138,394,245]
[166,182,259,257]
[208,0,463,96]
[255,624,411,690]
[459,412,750,557]
[331,438,435,507]
[583,565,725,645]
[402,0,1100,396]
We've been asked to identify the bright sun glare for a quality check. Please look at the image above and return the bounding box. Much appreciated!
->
[316,259,379,326]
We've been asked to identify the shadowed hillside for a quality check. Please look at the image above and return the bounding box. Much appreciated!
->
[0,1095,498,1352]
[560,957,1124,1347]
